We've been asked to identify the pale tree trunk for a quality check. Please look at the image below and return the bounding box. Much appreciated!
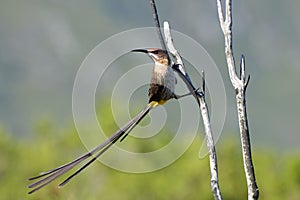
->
[216,0,259,199]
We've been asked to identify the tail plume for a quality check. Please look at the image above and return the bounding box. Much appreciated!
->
[28,102,158,194]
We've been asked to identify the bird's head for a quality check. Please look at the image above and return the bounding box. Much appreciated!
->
[131,48,170,65]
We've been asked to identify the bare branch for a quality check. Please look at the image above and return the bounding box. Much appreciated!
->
[163,21,223,200]
[240,55,245,84]
[149,0,167,51]
[225,0,232,30]
[202,70,205,94]
[163,22,187,76]
[216,0,225,31]
[163,21,200,107]
[199,71,222,200]
[216,0,259,199]
[148,2,222,198]
[245,75,250,89]
[217,0,241,89]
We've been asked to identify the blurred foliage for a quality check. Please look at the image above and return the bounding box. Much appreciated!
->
[1,121,300,200]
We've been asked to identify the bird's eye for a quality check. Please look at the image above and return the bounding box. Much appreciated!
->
[152,50,158,54]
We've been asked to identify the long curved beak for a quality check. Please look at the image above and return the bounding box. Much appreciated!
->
[131,49,148,53]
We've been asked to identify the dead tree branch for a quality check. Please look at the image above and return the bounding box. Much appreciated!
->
[149,0,167,51]
[216,0,259,199]
[149,1,222,199]
[163,22,200,106]
[164,22,222,200]
[199,71,223,200]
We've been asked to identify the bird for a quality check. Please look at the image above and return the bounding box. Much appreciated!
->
[27,48,195,194]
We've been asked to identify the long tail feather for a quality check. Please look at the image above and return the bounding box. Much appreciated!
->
[28,163,75,194]
[59,142,115,187]
[59,101,157,187]
[28,102,156,194]
[28,153,91,181]
[120,101,157,142]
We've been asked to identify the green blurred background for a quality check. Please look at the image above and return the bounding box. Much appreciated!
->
[0,0,300,199]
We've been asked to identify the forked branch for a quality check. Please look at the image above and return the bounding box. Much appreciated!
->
[216,0,259,199]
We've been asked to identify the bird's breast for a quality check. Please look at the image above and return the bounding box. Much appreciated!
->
[151,63,176,93]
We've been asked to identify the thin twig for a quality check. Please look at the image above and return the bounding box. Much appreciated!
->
[149,0,167,51]
[216,0,259,199]
[202,70,205,94]
[198,71,222,200]
[216,0,240,88]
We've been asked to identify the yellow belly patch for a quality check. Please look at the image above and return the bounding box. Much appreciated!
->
[158,99,167,105]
